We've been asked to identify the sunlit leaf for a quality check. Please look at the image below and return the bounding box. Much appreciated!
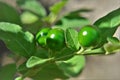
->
[26,56,52,68]
[65,28,80,50]
[0,22,35,57]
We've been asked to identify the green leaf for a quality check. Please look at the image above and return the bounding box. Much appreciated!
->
[65,28,80,50]
[94,8,120,45]
[22,19,43,34]
[94,8,120,28]
[81,47,105,55]
[44,0,68,24]
[0,1,21,24]
[55,9,90,30]
[56,8,90,29]
[104,43,120,54]
[26,56,52,68]
[69,8,92,15]
[98,28,117,46]
[56,55,85,77]
[20,11,39,24]
[104,37,120,54]
[55,47,75,61]
[107,37,119,44]
[17,62,28,74]
[50,0,68,14]
[17,0,46,17]
[20,11,42,34]
[0,22,35,57]
[63,17,89,29]
[56,16,90,30]
[32,63,68,80]
[15,77,23,80]
[0,64,16,80]
[34,47,49,58]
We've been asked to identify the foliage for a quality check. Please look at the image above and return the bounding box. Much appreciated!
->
[0,0,120,80]
[0,64,16,80]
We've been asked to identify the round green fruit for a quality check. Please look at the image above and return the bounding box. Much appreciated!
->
[78,26,100,47]
[46,28,65,50]
[37,36,47,47]
[36,28,50,39]
[36,28,50,46]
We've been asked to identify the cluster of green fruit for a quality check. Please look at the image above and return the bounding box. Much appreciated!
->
[36,25,100,51]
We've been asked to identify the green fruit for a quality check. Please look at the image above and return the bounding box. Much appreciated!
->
[78,26,100,47]
[36,28,50,46]
[37,36,47,47]
[46,28,65,50]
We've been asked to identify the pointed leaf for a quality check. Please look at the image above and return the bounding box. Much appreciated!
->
[61,17,89,30]
[94,8,120,28]
[50,0,68,14]
[94,8,120,45]
[0,22,35,57]
[56,55,85,77]
[44,0,68,24]
[55,8,90,30]
[65,28,80,50]
[26,56,51,68]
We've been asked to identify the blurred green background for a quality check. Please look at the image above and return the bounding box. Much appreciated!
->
[0,0,120,80]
